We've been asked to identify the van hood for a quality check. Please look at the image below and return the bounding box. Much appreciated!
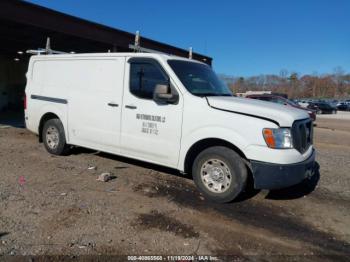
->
[207,96,309,127]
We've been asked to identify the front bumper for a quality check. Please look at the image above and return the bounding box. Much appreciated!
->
[251,149,316,190]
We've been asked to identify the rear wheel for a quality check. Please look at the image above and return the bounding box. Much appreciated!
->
[192,146,247,203]
[42,118,70,155]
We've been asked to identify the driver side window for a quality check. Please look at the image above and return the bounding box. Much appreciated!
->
[130,62,168,99]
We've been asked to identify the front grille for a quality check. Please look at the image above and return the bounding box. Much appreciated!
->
[292,119,313,153]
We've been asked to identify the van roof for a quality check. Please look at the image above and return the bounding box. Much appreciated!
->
[29,52,205,64]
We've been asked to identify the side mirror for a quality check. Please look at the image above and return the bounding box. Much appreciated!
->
[153,84,178,104]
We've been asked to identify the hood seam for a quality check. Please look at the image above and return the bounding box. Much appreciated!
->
[205,97,280,127]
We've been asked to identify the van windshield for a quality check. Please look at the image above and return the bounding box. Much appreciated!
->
[168,60,232,97]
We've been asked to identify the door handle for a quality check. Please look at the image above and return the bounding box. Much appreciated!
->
[125,105,137,109]
[108,103,119,107]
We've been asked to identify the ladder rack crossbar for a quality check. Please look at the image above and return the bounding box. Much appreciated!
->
[26,33,193,59]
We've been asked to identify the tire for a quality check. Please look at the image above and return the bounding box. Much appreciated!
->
[42,118,70,155]
[192,146,248,203]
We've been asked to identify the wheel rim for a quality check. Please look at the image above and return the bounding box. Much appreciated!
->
[46,126,59,150]
[200,159,232,193]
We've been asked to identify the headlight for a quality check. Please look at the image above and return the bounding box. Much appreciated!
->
[263,128,293,149]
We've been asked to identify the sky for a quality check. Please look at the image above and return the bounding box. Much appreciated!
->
[27,0,349,77]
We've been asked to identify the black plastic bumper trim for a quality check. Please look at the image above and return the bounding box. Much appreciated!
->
[251,149,316,190]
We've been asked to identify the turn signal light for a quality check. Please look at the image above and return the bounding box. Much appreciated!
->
[263,129,276,148]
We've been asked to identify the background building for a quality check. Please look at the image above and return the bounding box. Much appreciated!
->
[0,0,212,113]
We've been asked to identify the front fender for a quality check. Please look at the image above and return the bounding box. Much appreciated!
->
[178,126,249,172]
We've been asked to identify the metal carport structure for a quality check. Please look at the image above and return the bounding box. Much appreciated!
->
[0,0,212,114]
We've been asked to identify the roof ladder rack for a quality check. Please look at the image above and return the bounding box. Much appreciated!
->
[129,31,194,59]
[189,47,193,59]
[26,37,68,55]
[129,31,167,54]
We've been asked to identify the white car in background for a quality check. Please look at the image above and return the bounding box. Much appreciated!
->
[298,101,309,108]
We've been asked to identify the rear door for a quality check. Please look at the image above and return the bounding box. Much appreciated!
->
[120,57,183,167]
[68,57,125,152]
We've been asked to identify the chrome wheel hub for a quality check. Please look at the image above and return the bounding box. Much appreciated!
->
[46,126,59,150]
[200,159,231,193]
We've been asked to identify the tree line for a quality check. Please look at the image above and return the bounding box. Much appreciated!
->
[220,67,350,99]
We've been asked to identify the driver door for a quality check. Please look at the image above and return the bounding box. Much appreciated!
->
[120,58,183,168]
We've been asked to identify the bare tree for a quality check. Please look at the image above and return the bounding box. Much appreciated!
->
[220,68,350,98]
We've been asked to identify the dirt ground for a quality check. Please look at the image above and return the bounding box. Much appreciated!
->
[0,116,349,261]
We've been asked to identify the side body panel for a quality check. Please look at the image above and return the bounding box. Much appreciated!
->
[26,56,125,155]
[67,58,125,152]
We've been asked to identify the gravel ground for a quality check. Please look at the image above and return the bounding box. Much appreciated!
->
[0,117,349,261]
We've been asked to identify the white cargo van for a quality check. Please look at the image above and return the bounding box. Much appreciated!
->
[25,53,315,203]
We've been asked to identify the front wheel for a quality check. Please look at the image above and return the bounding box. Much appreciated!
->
[192,146,248,203]
[42,118,70,155]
